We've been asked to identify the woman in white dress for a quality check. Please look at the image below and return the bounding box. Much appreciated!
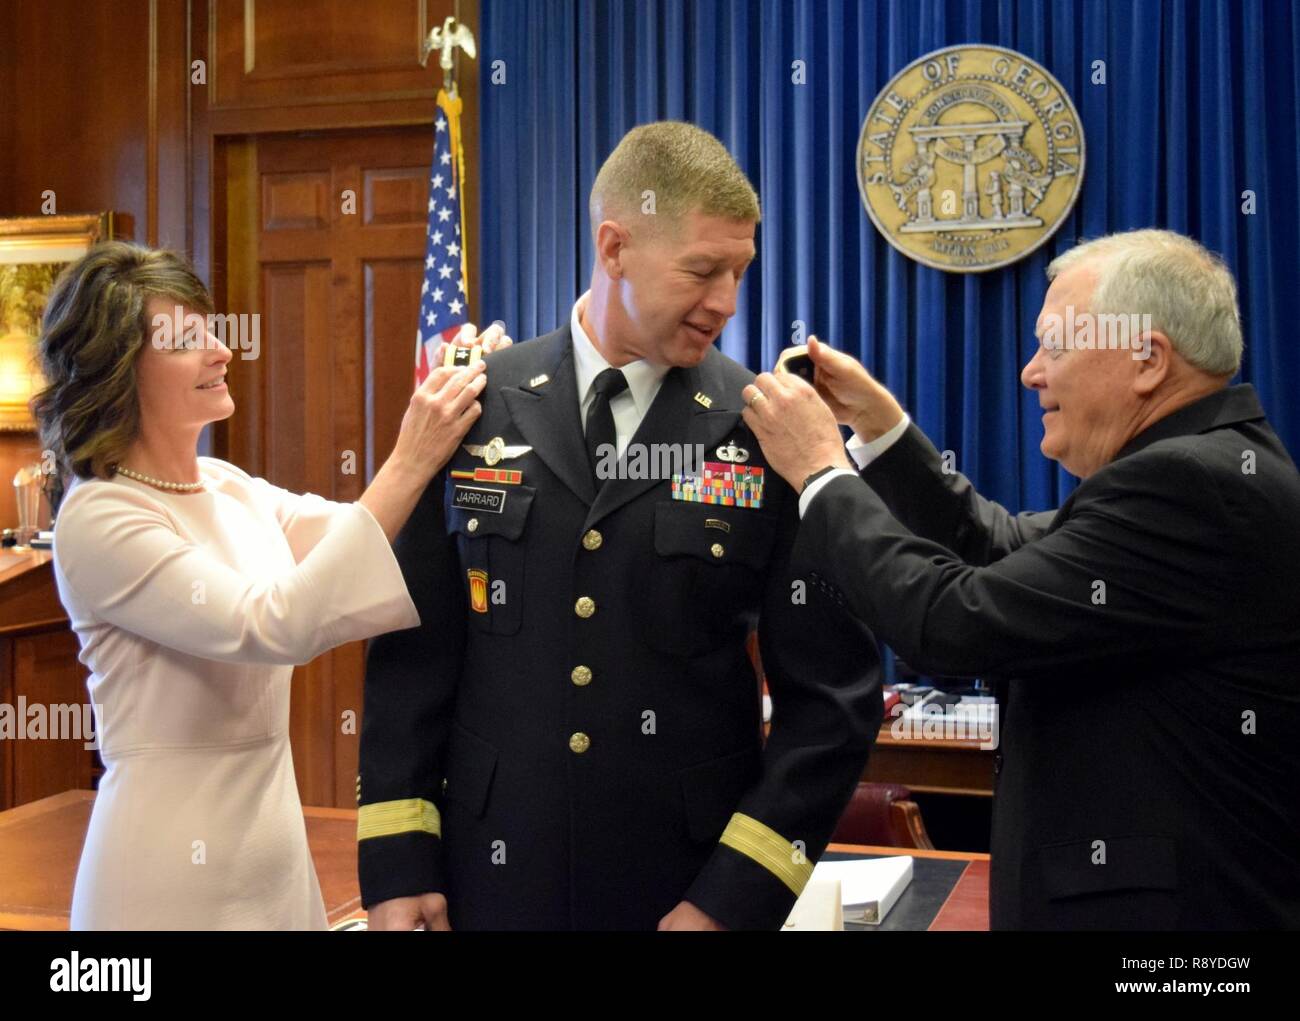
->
[31,241,499,929]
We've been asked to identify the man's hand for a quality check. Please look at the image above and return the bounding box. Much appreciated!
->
[742,371,852,490]
[366,893,452,931]
[657,901,727,931]
[805,335,905,441]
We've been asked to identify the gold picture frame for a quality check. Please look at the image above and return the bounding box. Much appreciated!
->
[0,213,113,432]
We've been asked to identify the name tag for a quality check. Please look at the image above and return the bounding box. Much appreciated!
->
[453,485,507,514]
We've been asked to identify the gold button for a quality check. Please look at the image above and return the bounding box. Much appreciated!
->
[711,543,725,558]
[574,596,596,618]
[467,517,479,533]
[571,665,592,687]
[569,732,591,754]
[582,529,603,551]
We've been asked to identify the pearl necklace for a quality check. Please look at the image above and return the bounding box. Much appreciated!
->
[115,465,206,492]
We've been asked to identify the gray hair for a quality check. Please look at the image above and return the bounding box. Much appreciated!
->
[1047,229,1243,376]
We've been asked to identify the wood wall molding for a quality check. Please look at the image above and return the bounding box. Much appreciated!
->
[210,0,434,109]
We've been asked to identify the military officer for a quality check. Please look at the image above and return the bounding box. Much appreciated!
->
[358,122,882,930]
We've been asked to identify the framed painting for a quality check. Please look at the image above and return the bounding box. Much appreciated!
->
[0,214,113,431]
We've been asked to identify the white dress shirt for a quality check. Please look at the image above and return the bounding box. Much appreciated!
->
[570,292,671,457]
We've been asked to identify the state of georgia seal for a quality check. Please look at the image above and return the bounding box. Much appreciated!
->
[858,45,1085,272]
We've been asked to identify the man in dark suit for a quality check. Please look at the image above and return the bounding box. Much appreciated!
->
[743,229,1300,929]
[357,122,881,930]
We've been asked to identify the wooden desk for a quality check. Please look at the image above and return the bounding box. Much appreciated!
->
[864,726,995,797]
[0,790,361,929]
[0,792,988,931]
[0,549,97,809]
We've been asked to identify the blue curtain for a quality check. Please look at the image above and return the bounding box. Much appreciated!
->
[479,0,1300,516]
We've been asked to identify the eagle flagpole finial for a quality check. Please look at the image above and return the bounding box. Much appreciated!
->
[421,17,477,98]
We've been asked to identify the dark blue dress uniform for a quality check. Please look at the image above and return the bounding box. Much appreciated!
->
[357,325,882,929]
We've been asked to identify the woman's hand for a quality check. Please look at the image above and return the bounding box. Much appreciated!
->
[360,360,487,542]
[434,321,514,365]
[389,360,487,480]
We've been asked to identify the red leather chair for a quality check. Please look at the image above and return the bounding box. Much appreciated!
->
[831,781,936,850]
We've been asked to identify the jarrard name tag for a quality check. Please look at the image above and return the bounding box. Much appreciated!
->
[453,485,507,514]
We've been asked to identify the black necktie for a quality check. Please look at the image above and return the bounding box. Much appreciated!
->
[586,367,629,486]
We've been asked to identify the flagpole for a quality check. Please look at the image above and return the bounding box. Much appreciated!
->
[414,17,477,387]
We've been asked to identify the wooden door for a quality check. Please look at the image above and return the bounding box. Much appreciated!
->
[216,126,435,807]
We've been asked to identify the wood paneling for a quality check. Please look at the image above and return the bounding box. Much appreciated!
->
[0,553,94,811]
[0,0,190,247]
[261,172,332,231]
[0,3,15,213]
[0,0,192,509]
[195,0,479,312]
[211,0,432,108]
[7,632,96,807]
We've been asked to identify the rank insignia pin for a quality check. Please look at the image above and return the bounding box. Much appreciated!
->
[443,343,484,368]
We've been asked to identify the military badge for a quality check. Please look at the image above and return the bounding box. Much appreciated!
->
[463,436,532,466]
[715,441,750,464]
[671,461,764,508]
[467,569,489,613]
[451,467,523,484]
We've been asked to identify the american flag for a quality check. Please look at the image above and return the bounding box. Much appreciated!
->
[414,88,469,386]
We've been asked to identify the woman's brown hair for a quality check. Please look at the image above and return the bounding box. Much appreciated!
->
[31,241,214,514]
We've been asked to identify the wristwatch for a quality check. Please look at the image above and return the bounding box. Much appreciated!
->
[801,465,839,494]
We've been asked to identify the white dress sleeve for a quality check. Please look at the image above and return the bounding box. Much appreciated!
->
[54,482,420,666]
[201,456,353,564]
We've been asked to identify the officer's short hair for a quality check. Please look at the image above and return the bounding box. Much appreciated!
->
[589,121,760,240]
[1048,229,1243,377]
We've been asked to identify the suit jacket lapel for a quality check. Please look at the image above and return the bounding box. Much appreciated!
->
[501,326,597,506]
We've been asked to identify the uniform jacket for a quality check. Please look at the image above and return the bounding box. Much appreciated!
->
[358,325,882,929]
